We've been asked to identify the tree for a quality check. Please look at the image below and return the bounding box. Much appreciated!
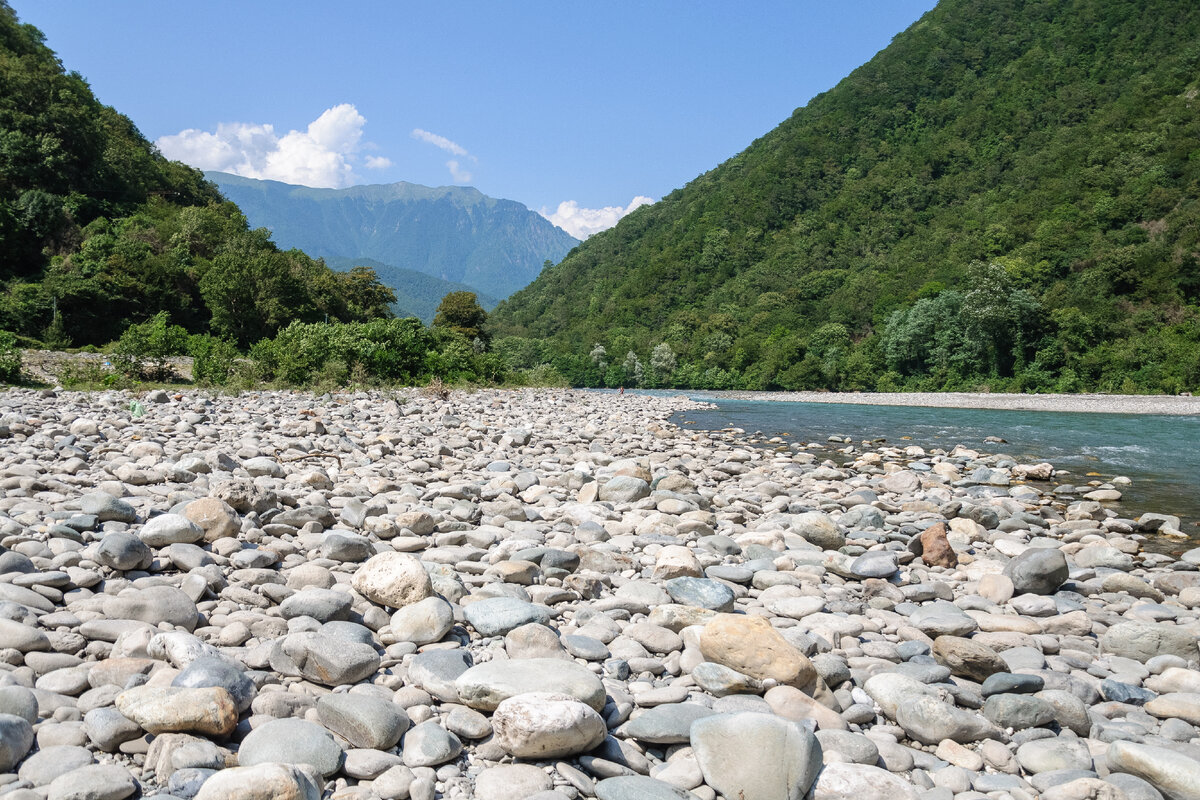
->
[433,291,488,342]
[650,343,676,386]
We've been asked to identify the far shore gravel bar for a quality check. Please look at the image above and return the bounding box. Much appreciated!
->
[707,390,1200,416]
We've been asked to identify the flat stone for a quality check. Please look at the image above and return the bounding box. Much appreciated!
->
[622,703,716,744]
[114,685,238,736]
[455,658,606,712]
[46,763,137,800]
[268,632,380,686]
[463,596,551,636]
[1107,739,1200,800]
[594,776,695,800]
[475,764,554,800]
[663,577,735,611]
[809,762,921,800]
[237,717,344,777]
[172,656,257,713]
[1102,621,1199,664]
[317,692,410,750]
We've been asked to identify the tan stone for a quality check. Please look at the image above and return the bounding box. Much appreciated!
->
[183,497,240,542]
[653,545,702,580]
[195,763,320,800]
[699,614,835,705]
[115,685,238,736]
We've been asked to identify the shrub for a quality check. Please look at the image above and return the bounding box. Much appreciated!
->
[188,334,239,385]
[0,332,22,383]
[112,312,188,380]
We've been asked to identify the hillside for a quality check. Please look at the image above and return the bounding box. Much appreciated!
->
[493,0,1200,393]
[210,172,579,299]
[0,1,396,347]
[324,256,499,323]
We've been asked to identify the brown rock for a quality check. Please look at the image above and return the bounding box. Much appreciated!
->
[700,614,837,707]
[932,635,1006,682]
[920,523,958,569]
[184,498,240,543]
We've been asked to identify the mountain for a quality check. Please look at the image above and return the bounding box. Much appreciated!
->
[323,256,499,324]
[208,172,579,300]
[0,1,395,346]
[493,0,1200,394]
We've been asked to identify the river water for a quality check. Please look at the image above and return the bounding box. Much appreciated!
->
[667,394,1200,548]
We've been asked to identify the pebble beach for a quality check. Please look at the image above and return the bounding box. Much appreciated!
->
[0,386,1196,800]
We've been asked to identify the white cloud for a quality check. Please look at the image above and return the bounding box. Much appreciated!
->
[412,128,477,183]
[157,103,380,188]
[541,196,654,239]
[411,128,469,157]
[446,159,472,183]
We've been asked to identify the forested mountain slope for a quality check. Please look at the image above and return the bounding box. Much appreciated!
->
[210,173,579,300]
[492,0,1200,393]
[0,2,393,346]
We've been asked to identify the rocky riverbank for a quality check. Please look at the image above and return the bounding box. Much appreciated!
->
[710,390,1200,416]
[0,386,1196,800]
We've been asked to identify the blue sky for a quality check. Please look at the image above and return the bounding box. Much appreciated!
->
[13,1,937,237]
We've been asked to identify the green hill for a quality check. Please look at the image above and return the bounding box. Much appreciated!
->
[493,0,1200,393]
[323,256,499,323]
[0,1,394,347]
[209,172,579,299]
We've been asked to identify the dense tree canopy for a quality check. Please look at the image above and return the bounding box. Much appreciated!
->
[493,0,1200,394]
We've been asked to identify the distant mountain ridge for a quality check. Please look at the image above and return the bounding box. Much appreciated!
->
[208,172,579,300]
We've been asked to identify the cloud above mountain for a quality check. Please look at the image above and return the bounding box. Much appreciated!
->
[412,128,476,183]
[541,196,654,239]
[157,104,378,188]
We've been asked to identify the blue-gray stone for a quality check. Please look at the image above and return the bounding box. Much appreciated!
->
[595,776,694,800]
[663,577,735,612]
[705,565,753,584]
[317,693,410,750]
[279,589,353,622]
[982,672,1045,697]
[620,703,716,744]
[407,649,473,702]
[401,721,462,768]
[80,493,137,524]
[1003,548,1069,596]
[95,532,151,571]
[169,767,218,799]
[897,640,931,660]
[983,694,1057,729]
[851,551,898,578]
[0,713,34,771]
[463,597,551,637]
[237,718,344,777]
[1101,679,1156,706]
[321,620,376,646]
[562,635,610,661]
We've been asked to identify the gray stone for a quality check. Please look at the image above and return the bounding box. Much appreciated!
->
[1102,621,1199,664]
[598,476,651,503]
[268,632,380,686]
[464,597,551,637]
[0,686,38,724]
[621,703,716,744]
[1003,548,1069,595]
[46,763,137,800]
[0,713,34,770]
[80,493,137,524]
[104,585,198,630]
[983,694,1057,729]
[139,514,204,546]
[475,764,554,800]
[95,532,151,571]
[894,695,1003,745]
[279,588,353,622]
[1017,737,1094,774]
[172,656,257,713]
[809,762,922,800]
[18,744,92,786]
[390,596,455,645]
[317,692,410,750]
[83,707,142,752]
[691,711,823,800]
[408,649,473,702]
[455,658,607,711]
[663,577,735,611]
[401,720,462,767]
[237,717,344,777]
[594,776,694,800]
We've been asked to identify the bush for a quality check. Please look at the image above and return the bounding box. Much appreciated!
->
[112,312,188,380]
[188,334,239,385]
[0,332,22,383]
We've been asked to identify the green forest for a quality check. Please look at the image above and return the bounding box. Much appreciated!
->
[0,4,395,347]
[5,0,1200,394]
[492,0,1200,394]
